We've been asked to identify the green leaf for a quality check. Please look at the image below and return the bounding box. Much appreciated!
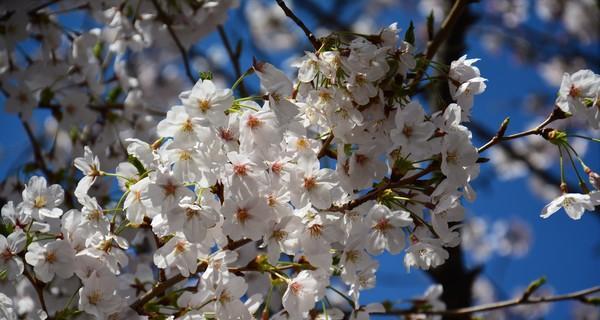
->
[107,86,123,104]
[93,41,104,60]
[128,155,146,176]
[199,71,213,81]
[0,222,13,237]
[546,129,568,145]
[427,11,435,40]
[39,87,54,106]
[404,21,415,45]
[0,268,7,281]
[54,308,83,320]
[343,144,353,156]
[582,297,600,305]
[522,276,547,300]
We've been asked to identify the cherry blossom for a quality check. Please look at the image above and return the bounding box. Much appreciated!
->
[24,239,76,283]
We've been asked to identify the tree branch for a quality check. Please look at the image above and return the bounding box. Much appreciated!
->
[275,0,321,50]
[317,132,334,159]
[20,118,52,179]
[377,285,600,317]
[329,163,438,212]
[151,0,197,84]
[217,25,248,96]
[477,106,567,153]
[407,0,472,95]
[130,238,252,314]
[23,268,49,318]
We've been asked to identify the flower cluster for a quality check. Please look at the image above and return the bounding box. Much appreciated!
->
[0,0,237,182]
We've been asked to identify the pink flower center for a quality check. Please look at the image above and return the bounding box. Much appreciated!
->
[246,115,262,129]
[290,282,303,295]
[303,176,317,190]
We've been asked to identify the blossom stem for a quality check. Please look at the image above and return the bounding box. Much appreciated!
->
[562,142,589,170]
[558,145,566,188]
[62,283,82,311]
[261,283,274,319]
[101,171,131,180]
[563,144,586,188]
[110,190,129,232]
[231,67,254,92]
[566,134,600,143]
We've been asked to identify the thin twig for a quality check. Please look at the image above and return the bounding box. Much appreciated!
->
[378,285,600,316]
[275,0,321,50]
[151,0,197,84]
[217,25,248,96]
[330,163,438,212]
[23,268,49,317]
[21,118,52,179]
[477,106,567,153]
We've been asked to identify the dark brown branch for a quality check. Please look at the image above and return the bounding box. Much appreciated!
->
[21,118,52,179]
[151,0,197,84]
[477,107,567,153]
[317,132,334,159]
[378,285,600,317]
[468,120,583,194]
[330,163,438,212]
[217,25,248,96]
[407,0,472,95]
[23,268,49,318]
[275,0,321,50]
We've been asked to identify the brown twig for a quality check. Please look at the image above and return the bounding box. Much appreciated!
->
[330,163,438,212]
[20,118,52,179]
[23,268,49,318]
[477,106,566,153]
[151,0,197,84]
[377,285,600,317]
[317,132,334,159]
[275,0,321,50]
[217,25,248,97]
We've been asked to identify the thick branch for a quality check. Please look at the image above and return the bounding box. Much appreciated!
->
[275,0,321,50]
[378,285,600,317]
